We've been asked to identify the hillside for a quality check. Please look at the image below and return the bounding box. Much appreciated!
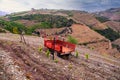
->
[33,24,119,58]
[1,8,120,57]
[96,8,120,21]
[70,24,106,43]
[0,8,120,80]
[0,33,120,80]
[113,38,120,51]
[5,9,107,30]
[72,11,107,30]
[104,21,120,32]
[113,38,120,46]
[70,24,114,55]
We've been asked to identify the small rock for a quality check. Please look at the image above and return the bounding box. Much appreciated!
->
[0,72,3,74]
[65,65,67,68]
[50,69,53,71]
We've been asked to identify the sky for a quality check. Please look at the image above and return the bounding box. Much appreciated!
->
[0,0,120,13]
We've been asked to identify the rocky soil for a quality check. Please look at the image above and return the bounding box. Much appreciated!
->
[0,33,120,80]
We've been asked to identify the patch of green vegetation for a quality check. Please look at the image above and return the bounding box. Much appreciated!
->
[95,28,120,41]
[54,59,59,63]
[85,53,89,60]
[0,19,27,34]
[75,51,79,58]
[46,50,50,58]
[67,35,78,44]
[1,13,74,35]
[38,46,43,53]
[40,22,52,28]
[13,27,19,34]
[0,19,51,35]
[95,16,110,23]
[9,14,73,28]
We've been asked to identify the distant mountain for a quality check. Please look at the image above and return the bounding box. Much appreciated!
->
[0,11,7,16]
[96,8,120,21]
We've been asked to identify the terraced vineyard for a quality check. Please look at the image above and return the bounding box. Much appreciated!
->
[0,33,120,80]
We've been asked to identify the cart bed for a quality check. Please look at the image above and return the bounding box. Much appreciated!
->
[44,39,76,55]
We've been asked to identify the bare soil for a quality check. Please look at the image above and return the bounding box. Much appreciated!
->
[0,33,120,80]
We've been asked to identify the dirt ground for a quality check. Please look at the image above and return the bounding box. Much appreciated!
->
[0,33,120,80]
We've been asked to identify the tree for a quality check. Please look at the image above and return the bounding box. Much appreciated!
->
[13,27,19,34]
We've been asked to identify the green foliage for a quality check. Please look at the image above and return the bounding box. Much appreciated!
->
[85,54,89,60]
[40,22,52,28]
[0,19,38,35]
[75,51,79,58]
[46,50,50,58]
[95,28,120,41]
[38,46,43,53]
[13,27,19,34]
[95,16,110,23]
[1,13,74,35]
[67,35,78,44]
[26,22,52,35]
[9,14,73,28]
[54,59,58,63]
[0,19,27,34]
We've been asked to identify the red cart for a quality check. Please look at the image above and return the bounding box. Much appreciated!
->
[44,38,76,57]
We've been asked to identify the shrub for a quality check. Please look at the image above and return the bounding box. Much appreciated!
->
[40,22,52,28]
[38,46,43,53]
[13,27,19,34]
[85,53,89,60]
[46,50,50,58]
[54,59,58,63]
[67,35,78,44]
[75,51,79,58]
[0,20,27,34]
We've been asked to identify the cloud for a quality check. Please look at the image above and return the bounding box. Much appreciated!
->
[69,0,120,12]
[0,0,29,12]
[0,0,120,12]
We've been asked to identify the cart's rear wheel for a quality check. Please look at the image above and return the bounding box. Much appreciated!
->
[57,53,70,59]
[63,54,70,59]
[57,52,62,57]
